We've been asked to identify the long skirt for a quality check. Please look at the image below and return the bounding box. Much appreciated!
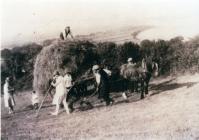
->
[4,95,15,108]
[52,92,66,105]
[52,88,71,105]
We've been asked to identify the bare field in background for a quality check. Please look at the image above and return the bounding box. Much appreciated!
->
[1,74,199,140]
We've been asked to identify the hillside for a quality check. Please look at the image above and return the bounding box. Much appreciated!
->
[75,26,153,44]
[1,74,199,139]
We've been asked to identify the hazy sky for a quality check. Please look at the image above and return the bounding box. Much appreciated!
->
[1,0,199,47]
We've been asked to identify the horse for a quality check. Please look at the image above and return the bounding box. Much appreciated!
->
[120,58,158,99]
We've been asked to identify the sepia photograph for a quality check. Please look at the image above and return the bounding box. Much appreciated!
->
[1,0,199,139]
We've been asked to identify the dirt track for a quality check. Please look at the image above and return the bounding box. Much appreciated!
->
[1,74,199,140]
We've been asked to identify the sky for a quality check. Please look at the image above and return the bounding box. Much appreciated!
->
[1,0,199,48]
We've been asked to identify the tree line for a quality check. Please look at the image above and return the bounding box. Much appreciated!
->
[1,36,199,92]
[96,36,199,75]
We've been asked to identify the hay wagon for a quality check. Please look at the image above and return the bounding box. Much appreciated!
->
[68,76,127,99]
[66,76,127,111]
[70,77,97,98]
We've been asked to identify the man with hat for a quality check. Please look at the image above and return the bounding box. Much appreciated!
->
[127,57,136,67]
[92,65,114,106]
[127,57,138,93]
[4,77,15,114]
[51,71,70,115]
[65,26,74,39]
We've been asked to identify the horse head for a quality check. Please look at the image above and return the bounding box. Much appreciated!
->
[152,62,159,77]
[142,58,159,77]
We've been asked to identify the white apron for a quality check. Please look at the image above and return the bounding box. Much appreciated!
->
[52,76,66,105]
[4,82,15,108]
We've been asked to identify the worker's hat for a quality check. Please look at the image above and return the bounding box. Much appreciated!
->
[127,57,133,62]
[92,65,100,71]
[5,77,10,82]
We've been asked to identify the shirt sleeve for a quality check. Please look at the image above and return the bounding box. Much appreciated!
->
[4,83,9,94]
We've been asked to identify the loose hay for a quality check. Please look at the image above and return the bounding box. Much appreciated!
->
[33,40,98,94]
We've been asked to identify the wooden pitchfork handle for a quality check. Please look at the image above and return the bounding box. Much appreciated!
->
[35,85,52,117]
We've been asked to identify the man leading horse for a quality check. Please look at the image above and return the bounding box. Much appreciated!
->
[120,57,158,99]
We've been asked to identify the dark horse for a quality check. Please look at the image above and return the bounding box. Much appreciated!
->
[120,58,158,99]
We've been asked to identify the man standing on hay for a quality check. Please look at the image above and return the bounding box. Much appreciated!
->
[51,71,70,115]
[92,65,114,106]
[65,26,74,39]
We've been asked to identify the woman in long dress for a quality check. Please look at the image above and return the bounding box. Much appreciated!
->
[4,77,15,114]
[51,71,70,115]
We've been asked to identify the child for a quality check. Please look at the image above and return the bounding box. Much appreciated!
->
[31,91,39,110]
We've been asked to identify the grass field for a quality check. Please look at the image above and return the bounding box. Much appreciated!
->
[1,74,199,140]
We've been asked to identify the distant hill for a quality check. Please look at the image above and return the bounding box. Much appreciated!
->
[75,26,153,44]
[1,26,153,50]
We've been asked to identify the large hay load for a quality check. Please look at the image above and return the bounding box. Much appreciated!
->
[33,40,98,94]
